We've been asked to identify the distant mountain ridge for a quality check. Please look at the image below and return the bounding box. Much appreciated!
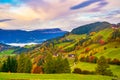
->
[0,43,18,51]
[0,28,67,43]
[71,22,112,34]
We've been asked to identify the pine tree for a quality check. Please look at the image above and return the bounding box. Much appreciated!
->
[1,56,17,72]
[17,54,32,73]
[63,58,71,73]
[24,57,32,73]
[43,53,54,73]
[17,54,25,73]
[1,61,7,72]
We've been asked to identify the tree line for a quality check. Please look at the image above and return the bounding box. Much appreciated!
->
[0,53,71,74]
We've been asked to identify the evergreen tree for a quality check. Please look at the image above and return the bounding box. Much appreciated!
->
[63,58,71,73]
[24,57,32,73]
[10,56,18,72]
[95,56,113,76]
[1,61,7,72]
[43,53,71,73]
[43,53,54,73]
[17,54,32,73]
[1,56,17,72]
[17,54,25,73]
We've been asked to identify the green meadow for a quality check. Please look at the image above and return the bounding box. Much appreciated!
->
[0,73,113,80]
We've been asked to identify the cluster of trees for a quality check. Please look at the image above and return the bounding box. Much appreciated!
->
[1,54,32,73]
[108,29,120,42]
[1,56,17,72]
[96,56,113,76]
[80,56,98,63]
[44,53,71,73]
[73,56,113,76]
[0,52,71,74]
[80,56,120,65]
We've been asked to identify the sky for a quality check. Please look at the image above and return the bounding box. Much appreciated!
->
[0,0,120,31]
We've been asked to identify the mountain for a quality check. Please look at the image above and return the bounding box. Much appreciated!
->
[10,22,116,54]
[24,22,120,60]
[71,22,111,34]
[0,28,67,43]
[0,43,19,51]
[21,22,120,55]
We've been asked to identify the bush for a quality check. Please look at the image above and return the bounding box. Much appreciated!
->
[72,68,81,74]
[110,58,120,65]
[82,70,90,74]
[115,46,118,48]
[72,68,95,75]
[104,47,107,50]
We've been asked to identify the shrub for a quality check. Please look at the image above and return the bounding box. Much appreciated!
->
[72,68,82,74]
[72,68,95,75]
[115,46,118,48]
[111,58,120,65]
[82,70,90,74]
[104,47,107,50]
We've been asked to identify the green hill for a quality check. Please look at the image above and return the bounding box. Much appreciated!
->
[71,22,111,34]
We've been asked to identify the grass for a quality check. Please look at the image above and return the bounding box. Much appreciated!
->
[66,34,87,40]
[0,49,15,57]
[24,44,36,48]
[91,28,113,41]
[95,48,120,59]
[94,42,120,59]
[0,73,113,80]
[55,42,71,48]
[72,62,120,77]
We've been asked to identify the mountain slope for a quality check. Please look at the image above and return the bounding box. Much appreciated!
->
[71,22,111,34]
[24,22,120,60]
[0,43,18,51]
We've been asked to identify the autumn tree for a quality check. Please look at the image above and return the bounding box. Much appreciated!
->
[32,64,43,74]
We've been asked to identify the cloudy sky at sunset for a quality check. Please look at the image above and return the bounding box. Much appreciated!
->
[0,0,120,31]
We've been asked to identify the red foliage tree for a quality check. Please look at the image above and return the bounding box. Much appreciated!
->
[32,64,43,74]
[85,48,90,52]
[99,39,105,45]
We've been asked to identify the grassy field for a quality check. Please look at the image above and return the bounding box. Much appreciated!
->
[0,49,15,57]
[91,28,113,41]
[72,62,120,77]
[0,73,114,80]
[94,42,120,59]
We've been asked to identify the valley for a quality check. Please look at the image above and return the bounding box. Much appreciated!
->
[0,22,120,80]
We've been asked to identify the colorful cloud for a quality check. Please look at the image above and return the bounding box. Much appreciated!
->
[0,0,120,31]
